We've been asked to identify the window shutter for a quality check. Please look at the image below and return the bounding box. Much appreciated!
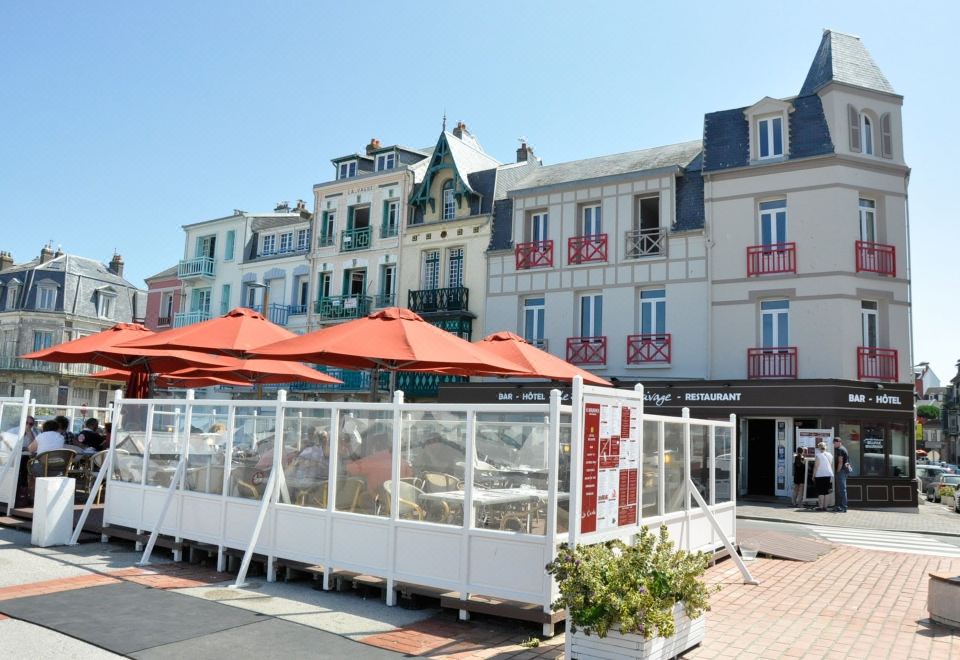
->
[848,105,861,152]
[382,201,388,231]
[880,113,893,159]
[225,230,235,261]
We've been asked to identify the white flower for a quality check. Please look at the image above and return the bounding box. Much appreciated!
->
[611,547,623,558]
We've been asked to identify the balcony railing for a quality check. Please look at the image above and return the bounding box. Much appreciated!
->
[177,256,215,279]
[340,227,372,252]
[568,234,608,265]
[566,336,607,365]
[627,333,672,364]
[396,372,467,397]
[747,347,798,379]
[174,310,212,327]
[373,293,395,308]
[0,356,60,374]
[857,347,899,382]
[315,295,372,320]
[318,233,335,248]
[264,303,290,326]
[408,287,469,313]
[156,316,171,327]
[515,240,554,269]
[747,243,796,277]
[253,245,310,261]
[380,224,399,239]
[625,227,667,259]
[856,240,896,277]
[288,304,307,316]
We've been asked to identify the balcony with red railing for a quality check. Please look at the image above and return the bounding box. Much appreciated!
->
[857,347,898,382]
[747,242,796,277]
[627,334,671,364]
[515,240,553,269]
[747,347,798,379]
[567,234,607,265]
[855,241,896,277]
[566,336,607,365]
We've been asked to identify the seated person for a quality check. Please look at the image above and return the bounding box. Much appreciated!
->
[29,420,66,454]
[78,418,106,451]
[346,433,412,498]
[55,415,79,446]
[289,430,330,482]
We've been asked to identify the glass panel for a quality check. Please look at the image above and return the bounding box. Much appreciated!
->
[145,403,186,488]
[759,119,769,158]
[690,424,711,505]
[0,403,27,465]
[474,412,551,535]
[227,405,278,500]
[338,409,394,516]
[860,421,885,477]
[714,427,732,504]
[641,419,660,519]
[889,423,908,478]
[839,421,861,477]
[663,421,685,514]
[399,411,466,525]
[556,412,572,534]
[113,402,150,484]
[283,407,333,508]
[772,117,783,155]
[184,406,229,495]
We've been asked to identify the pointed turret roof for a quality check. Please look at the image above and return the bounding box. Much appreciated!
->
[800,30,895,96]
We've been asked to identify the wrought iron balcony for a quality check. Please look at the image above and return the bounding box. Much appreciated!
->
[315,295,372,320]
[747,243,796,277]
[408,287,469,313]
[625,227,666,259]
[288,304,307,316]
[396,372,467,397]
[747,347,798,379]
[515,240,553,269]
[373,293,396,308]
[156,316,171,327]
[568,234,608,264]
[177,256,215,279]
[265,303,290,326]
[173,310,212,327]
[0,356,60,374]
[857,347,898,382]
[855,240,896,277]
[566,336,607,365]
[627,334,671,364]
[380,224,399,239]
[340,227,372,252]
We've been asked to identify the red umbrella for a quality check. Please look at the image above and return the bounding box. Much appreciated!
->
[91,368,253,390]
[21,322,155,363]
[166,359,343,386]
[117,307,296,357]
[475,332,612,386]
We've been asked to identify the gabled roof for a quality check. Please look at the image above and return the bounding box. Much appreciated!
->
[443,131,501,193]
[800,30,896,96]
[330,153,375,164]
[145,265,179,281]
[369,144,429,157]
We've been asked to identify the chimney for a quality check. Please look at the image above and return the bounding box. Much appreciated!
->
[516,141,534,162]
[39,244,54,263]
[452,121,468,139]
[0,251,13,271]
[275,201,290,212]
[54,245,64,257]
[108,253,124,277]
[366,138,381,155]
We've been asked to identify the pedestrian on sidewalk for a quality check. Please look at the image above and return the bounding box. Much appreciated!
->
[813,441,834,511]
[832,437,850,512]
[792,447,806,506]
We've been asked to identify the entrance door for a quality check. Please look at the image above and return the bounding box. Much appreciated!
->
[746,419,775,496]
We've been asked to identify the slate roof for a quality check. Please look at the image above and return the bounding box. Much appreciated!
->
[800,30,895,96]
[145,265,179,281]
[509,140,703,193]
[250,213,311,233]
[444,131,501,194]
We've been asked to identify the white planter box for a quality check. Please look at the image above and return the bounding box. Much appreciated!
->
[570,603,705,660]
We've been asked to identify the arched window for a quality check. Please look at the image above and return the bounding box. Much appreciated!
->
[861,115,874,156]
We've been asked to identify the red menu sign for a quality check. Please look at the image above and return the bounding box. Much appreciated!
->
[580,402,600,533]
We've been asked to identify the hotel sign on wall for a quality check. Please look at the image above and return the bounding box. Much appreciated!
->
[580,397,641,534]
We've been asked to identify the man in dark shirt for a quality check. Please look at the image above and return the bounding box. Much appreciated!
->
[832,437,850,512]
[79,418,106,451]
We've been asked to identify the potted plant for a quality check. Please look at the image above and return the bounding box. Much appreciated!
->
[546,524,716,660]
[940,483,957,510]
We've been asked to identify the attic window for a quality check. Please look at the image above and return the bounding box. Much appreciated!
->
[758,116,784,159]
[375,152,396,171]
[338,161,358,179]
[37,283,58,311]
[442,180,456,220]
[97,288,117,319]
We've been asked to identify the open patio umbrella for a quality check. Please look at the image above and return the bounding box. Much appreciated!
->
[116,307,296,358]
[90,367,253,390]
[250,307,523,396]
[166,359,343,387]
[474,332,612,386]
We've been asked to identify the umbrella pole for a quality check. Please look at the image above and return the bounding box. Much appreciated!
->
[369,367,380,402]
[389,370,397,400]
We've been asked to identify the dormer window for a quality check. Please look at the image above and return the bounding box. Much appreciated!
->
[848,105,893,159]
[5,280,21,309]
[442,180,456,220]
[97,288,117,319]
[37,283,58,311]
[758,116,784,159]
[338,161,357,179]
[262,234,276,255]
[375,152,396,171]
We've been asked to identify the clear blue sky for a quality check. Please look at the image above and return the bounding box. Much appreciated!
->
[1,1,956,381]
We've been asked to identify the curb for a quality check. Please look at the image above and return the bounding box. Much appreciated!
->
[736,514,960,539]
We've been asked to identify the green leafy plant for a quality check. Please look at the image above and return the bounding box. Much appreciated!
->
[916,404,941,421]
[545,524,716,639]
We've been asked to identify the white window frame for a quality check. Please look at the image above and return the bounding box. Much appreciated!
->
[385,200,399,233]
[528,211,549,242]
[37,285,57,311]
[760,299,789,348]
[318,272,332,299]
[296,276,309,307]
[97,291,116,319]
[582,204,601,236]
[279,232,293,253]
[859,198,876,242]
[861,114,874,156]
[422,250,440,290]
[442,184,456,220]
[198,235,216,259]
[338,161,357,179]
[759,199,787,245]
[262,234,276,255]
[322,212,336,244]
[640,289,666,335]
[193,288,212,315]
[447,247,464,288]
[33,330,54,352]
[579,293,603,337]
[524,297,545,344]
[757,115,784,159]
[380,264,396,301]
[296,228,309,251]
[5,284,19,309]
[375,152,396,171]
[861,300,878,348]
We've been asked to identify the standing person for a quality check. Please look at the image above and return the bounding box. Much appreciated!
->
[832,437,850,512]
[813,441,834,511]
[792,448,806,507]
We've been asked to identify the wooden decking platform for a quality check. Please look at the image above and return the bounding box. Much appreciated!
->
[737,528,833,562]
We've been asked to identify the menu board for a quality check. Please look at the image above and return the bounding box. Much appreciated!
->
[580,397,641,534]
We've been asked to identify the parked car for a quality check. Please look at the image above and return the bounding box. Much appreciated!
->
[939,463,959,474]
[917,465,948,493]
[926,474,960,503]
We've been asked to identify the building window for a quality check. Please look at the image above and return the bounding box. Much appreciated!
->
[32,330,54,352]
[297,228,310,251]
[759,199,787,245]
[197,235,216,259]
[422,250,440,289]
[318,272,331,299]
[279,232,293,253]
[160,293,174,325]
[640,289,666,334]
[220,284,231,315]
[192,288,212,315]
[321,212,336,245]
[758,116,784,159]
[375,152,396,171]
[97,292,116,319]
[37,285,57,311]
[383,200,399,236]
[581,204,601,235]
[338,161,357,179]
[579,293,603,337]
[859,198,876,242]
[380,265,395,305]
[447,248,464,288]
[861,115,874,156]
[524,297,545,346]
[5,283,19,309]
[262,234,276,255]
[295,276,309,309]
[760,299,789,347]
[224,230,236,261]
[526,211,549,242]
[861,300,878,348]
[442,181,456,220]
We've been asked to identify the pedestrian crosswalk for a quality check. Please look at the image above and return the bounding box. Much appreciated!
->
[808,526,960,557]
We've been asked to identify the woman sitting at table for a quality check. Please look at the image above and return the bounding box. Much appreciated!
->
[346,432,412,498]
[29,420,65,454]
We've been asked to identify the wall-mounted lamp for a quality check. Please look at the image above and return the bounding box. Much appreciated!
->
[875,383,885,391]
